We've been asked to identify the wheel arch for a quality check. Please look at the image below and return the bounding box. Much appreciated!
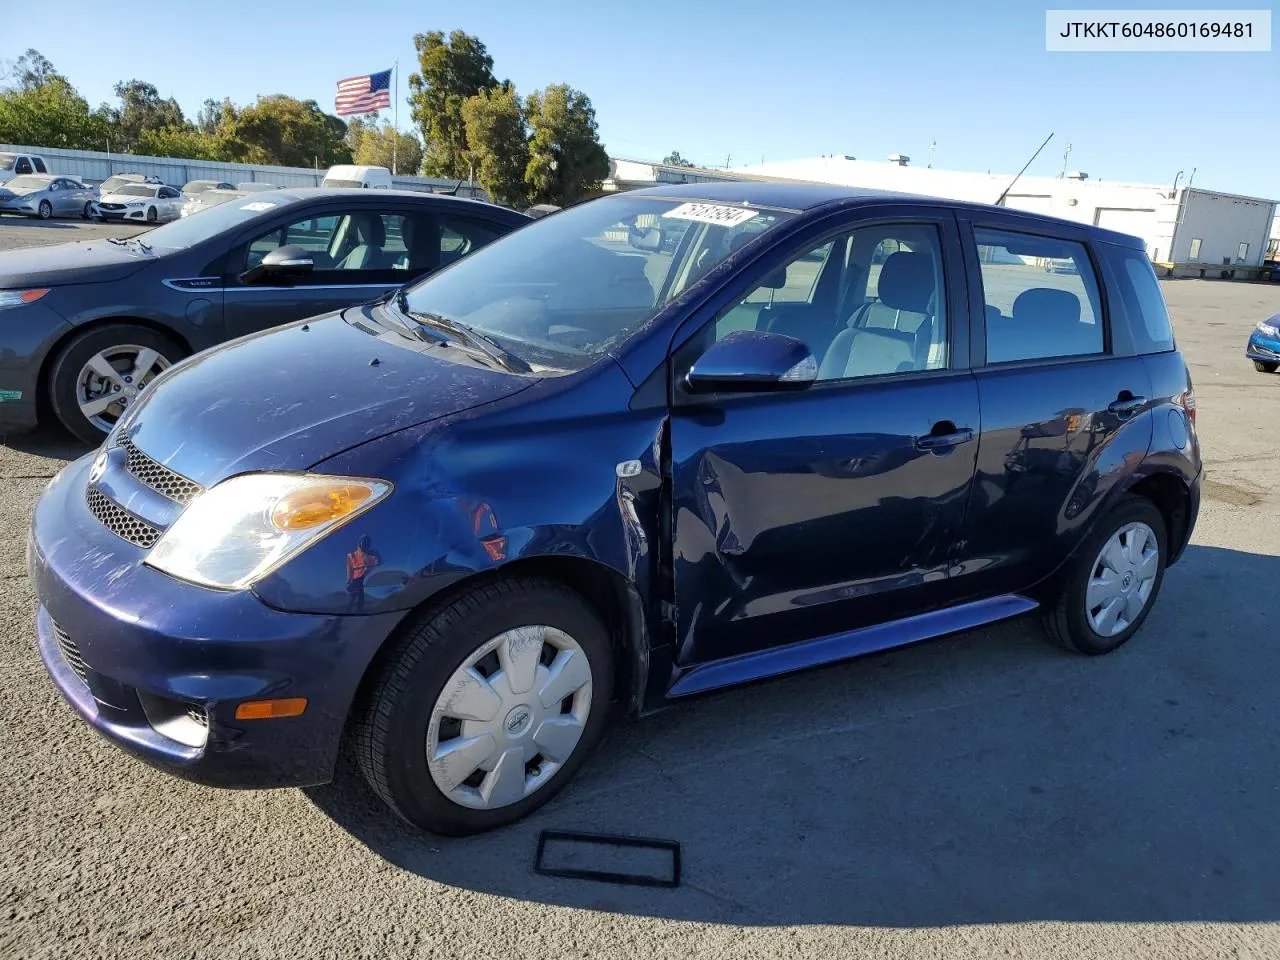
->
[348,555,651,733]
[1124,470,1193,565]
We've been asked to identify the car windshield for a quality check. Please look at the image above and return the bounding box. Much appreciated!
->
[0,154,15,171]
[184,181,217,195]
[322,178,363,189]
[139,194,287,250]
[5,176,50,191]
[100,176,141,193]
[398,195,795,373]
[114,184,157,198]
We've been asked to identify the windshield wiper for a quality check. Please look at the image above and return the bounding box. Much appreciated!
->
[394,291,532,374]
[133,237,152,253]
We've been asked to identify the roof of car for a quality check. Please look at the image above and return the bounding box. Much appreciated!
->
[623,180,1144,248]
[236,187,526,215]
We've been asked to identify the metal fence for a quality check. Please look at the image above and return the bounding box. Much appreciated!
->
[1,143,488,200]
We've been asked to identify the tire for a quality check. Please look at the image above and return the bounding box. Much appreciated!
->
[48,324,184,445]
[1041,494,1168,655]
[356,577,614,836]
[1254,360,1279,374]
[146,206,157,224]
[81,202,92,220]
[38,200,52,220]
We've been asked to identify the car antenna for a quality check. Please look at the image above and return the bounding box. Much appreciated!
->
[994,132,1054,206]
[446,180,463,196]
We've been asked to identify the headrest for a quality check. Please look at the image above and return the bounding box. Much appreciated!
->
[1013,288,1081,325]
[355,214,385,246]
[877,252,935,313]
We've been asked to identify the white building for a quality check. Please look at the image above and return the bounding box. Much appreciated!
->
[729,155,1276,278]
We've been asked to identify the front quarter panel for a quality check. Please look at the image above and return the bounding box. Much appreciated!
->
[251,360,666,618]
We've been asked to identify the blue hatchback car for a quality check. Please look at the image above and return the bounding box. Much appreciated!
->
[29,183,1202,835]
[1247,313,1280,373]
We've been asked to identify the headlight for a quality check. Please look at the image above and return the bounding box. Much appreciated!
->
[146,472,391,590]
[0,288,50,310]
[1257,321,1279,338]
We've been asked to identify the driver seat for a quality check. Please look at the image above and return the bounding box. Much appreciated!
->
[335,214,386,270]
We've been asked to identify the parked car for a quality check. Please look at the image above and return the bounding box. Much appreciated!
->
[181,179,235,199]
[0,151,49,185]
[180,188,245,218]
[24,183,1201,836]
[0,188,529,441]
[99,173,164,196]
[322,164,393,189]
[236,182,277,193]
[0,175,96,220]
[92,183,185,224]
[1246,314,1280,372]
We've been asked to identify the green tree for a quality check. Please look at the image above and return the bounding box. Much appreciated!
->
[134,125,223,161]
[111,80,186,152]
[524,84,609,207]
[8,48,62,91]
[352,120,423,174]
[663,151,694,168]
[220,95,351,167]
[462,85,529,207]
[0,76,112,150]
[408,30,497,178]
[196,97,232,135]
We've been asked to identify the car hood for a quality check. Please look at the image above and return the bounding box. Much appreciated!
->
[0,238,153,287]
[119,310,538,486]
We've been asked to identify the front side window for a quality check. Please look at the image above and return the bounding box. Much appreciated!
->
[399,196,796,372]
[14,158,32,175]
[246,213,348,270]
[709,223,949,381]
[975,227,1103,363]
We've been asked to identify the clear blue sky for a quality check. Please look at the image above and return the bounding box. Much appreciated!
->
[3,0,1275,198]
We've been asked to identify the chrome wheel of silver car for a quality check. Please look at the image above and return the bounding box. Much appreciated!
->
[75,345,171,432]
[1085,521,1160,637]
[426,625,593,811]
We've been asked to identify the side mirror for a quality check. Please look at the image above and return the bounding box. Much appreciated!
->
[685,330,818,394]
[241,244,314,284]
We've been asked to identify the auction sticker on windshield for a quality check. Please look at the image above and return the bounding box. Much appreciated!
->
[662,202,759,227]
[239,201,277,212]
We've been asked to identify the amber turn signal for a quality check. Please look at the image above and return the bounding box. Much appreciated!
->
[234,697,308,720]
[270,480,378,531]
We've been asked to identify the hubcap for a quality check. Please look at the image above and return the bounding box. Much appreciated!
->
[1086,521,1160,637]
[75,345,170,432]
[426,625,593,810]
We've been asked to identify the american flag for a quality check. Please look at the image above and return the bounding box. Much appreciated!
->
[335,69,391,116]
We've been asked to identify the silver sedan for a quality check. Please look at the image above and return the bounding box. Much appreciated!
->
[0,174,97,220]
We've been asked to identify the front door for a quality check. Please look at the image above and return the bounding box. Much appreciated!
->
[949,217,1155,602]
[668,210,981,665]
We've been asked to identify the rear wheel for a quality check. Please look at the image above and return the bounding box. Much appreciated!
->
[37,200,52,220]
[48,324,184,444]
[1254,360,1278,374]
[1041,495,1167,655]
[356,578,613,835]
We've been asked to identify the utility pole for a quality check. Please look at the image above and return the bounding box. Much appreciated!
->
[928,137,936,168]
[392,60,399,175]
[1060,142,1072,177]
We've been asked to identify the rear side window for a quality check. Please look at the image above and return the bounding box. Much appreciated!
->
[1111,246,1175,353]
[32,157,47,173]
[974,227,1103,363]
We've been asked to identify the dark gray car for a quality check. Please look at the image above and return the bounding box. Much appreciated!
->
[0,188,529,442]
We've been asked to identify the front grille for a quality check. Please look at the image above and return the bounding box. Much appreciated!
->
[186,705,209,728]
[53,622,89,688]
[85,487,161,548]
[120,437,201,505]
[98,203,124,210]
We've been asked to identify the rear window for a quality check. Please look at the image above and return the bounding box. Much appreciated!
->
[1108,246,1176,353]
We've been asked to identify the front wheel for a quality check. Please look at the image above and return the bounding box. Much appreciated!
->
[1254,360,1279,374]
[81,201,92,220]
[38,200,52,220]
[1041,495,1167,655]
[48,324,184,444]
[356,578,614,835]
[146,206,157,223]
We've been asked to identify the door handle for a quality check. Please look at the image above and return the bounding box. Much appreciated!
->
[1107,395,1147,416]
[915,427,975,451]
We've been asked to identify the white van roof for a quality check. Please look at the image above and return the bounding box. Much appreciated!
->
[323,165,391,178]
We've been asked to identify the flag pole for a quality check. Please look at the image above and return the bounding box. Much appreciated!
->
[392,61,399,176]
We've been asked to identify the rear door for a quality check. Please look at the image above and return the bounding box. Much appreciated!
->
[667,205,981,665]
[949,213,1154,601]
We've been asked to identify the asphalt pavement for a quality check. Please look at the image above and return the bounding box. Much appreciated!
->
[2,219,1278,959]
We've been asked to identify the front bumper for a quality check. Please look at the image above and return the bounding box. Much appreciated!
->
[1246,332,1280,362]
[92,205,149,221]
[28,454,404,788]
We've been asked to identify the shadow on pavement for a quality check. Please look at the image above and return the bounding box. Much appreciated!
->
[309,544,1280,926]
[1,424,88,463]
